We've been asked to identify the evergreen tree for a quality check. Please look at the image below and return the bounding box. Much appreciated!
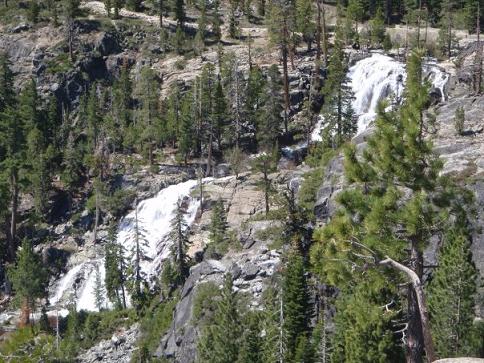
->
[197,273,241,363]
[258,65,283,151]
[369,7,386,46]
[437,0,457,58]
[347,0,365,33]
[169,198,190,286]
[310,51,469,363]
[428,229,479,357]
[321,26,356,148]
[296,0,315,50]
[237,312,263,363]
[282,247,311,360]
[177,91,195,164]
[0,54,15,113]
[267,0,293,132]
[245,65,266,145]
[136,67,161,165]
[27,127,54,219]
[93,264,106,311]
[208,198,228,256]
[0,80,25,260]
[174,0,185,27]
[127,199,150,311]
[7,238,48,324]
[454,105,465,135]
[127,0,142,11]
[213,78,228,151]
[330,275,404,363]
[252,150,277,215]
[104,224,127,309]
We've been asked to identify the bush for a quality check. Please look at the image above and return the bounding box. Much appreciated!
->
[454,106,465,135]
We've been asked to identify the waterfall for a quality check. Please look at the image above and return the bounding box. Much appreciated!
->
[311,52,449,141]
[49,179,203,311]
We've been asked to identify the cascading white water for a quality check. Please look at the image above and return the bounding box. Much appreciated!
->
[49,178,202,311]
[311,52,449,141]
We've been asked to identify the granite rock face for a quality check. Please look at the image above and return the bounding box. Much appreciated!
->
[77,324,140,363]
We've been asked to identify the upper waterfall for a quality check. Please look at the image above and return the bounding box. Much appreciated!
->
[311,52,449,141]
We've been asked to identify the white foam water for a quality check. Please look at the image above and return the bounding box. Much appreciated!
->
[311,52,450,140]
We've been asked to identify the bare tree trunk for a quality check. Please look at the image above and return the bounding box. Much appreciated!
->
[159,0,163,28]
[380,255,437,363]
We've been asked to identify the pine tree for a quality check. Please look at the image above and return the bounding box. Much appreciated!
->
[369,7,386,46]
[437,0,456,58]
[27,127,54,220]
[174,0,185,27]
[0,53,15,113]
[0,70,25,260]
[296,0,315,50]
[454,105,465,135]
[127,0,142,11]
[136,66,161,165]
[347,0,365,34]
[208,199,228,255]
[197,273,241,363]
[258,65,283,151]
[7,238,48,324]
[428,229,479,357]
[237,312,263,363]
[321,26,356,148]
[63,0,80,61]
[213,79,228,151]
[267,0,293,132]
[104,224,127,309]
[245,65,266,145]
[169,198,190,286]
[199,63,217,176]
[282,247,311,360]
[104,0,112,17]
[93,263,106,311]
[330,275,404,363]
[127,199,149,311]
[252,151,277,215]
[310,51,469,363]
[177,91,195,164]
[226,146,244,180]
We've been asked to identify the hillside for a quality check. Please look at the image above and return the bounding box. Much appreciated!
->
[0,0,483,362]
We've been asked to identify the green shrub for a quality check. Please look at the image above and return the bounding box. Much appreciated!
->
[134,297,179,358]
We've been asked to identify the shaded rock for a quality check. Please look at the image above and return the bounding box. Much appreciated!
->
[95,32,121,56]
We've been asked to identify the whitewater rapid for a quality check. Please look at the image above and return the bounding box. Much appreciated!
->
[49,179,202,311]
[312,52,449,141]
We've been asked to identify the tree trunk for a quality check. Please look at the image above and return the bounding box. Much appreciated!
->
[68,19,74,62]
[282,43,290,134]
[159,0,163,28]
[406,241,424,363]
[9,169,18,261]
[321,3,328,67]
[264,171,269,214]
[380,255,437,363]
[93,190,100,243]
